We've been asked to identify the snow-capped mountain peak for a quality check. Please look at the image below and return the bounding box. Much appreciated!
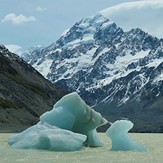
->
[56,14,114,49]
[21,10,163,132]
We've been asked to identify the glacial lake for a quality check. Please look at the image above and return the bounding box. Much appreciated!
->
[0,133,163,163]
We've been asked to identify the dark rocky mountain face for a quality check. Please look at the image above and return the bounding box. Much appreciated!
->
[0,45,66,131]
[22,14,163,132]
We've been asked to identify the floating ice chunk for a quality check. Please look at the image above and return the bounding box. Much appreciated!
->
[8,122,86,151]
[106,120,147,151]
[40,92,108,146]
[8,92,107,151]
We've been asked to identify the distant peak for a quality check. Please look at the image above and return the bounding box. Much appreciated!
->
[78,13,113,29]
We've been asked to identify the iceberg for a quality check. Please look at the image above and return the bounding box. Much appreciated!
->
[106,120,147,151]
[8,92,107,151]
[8,123,86,151]
[40,92,108,147]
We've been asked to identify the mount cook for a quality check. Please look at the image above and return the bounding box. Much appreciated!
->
[22,12,163,132]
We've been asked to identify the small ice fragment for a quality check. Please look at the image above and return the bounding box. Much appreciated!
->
[106,120,147,151]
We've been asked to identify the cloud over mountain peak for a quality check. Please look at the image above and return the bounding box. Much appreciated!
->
[99,0,163,38]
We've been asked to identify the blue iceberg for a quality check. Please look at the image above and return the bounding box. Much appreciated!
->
[8,92,107,151]
[8,122,86,151]
[40,92,108,147]
[106,120,147,151]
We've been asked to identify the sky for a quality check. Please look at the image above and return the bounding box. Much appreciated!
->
[0,0,162,55]
[0,0,135,54]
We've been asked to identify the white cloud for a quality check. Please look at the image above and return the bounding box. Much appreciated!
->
[36,6,47,12]
[5,44,23,56]
[99,0,163,38]
[1,13,37,24]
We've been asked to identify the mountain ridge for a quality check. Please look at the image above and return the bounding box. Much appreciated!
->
[21,13,163,132]
[0,44,66,132]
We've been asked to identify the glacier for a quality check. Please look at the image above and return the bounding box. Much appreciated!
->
[8,92,107,151]
[106,120,147,151]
